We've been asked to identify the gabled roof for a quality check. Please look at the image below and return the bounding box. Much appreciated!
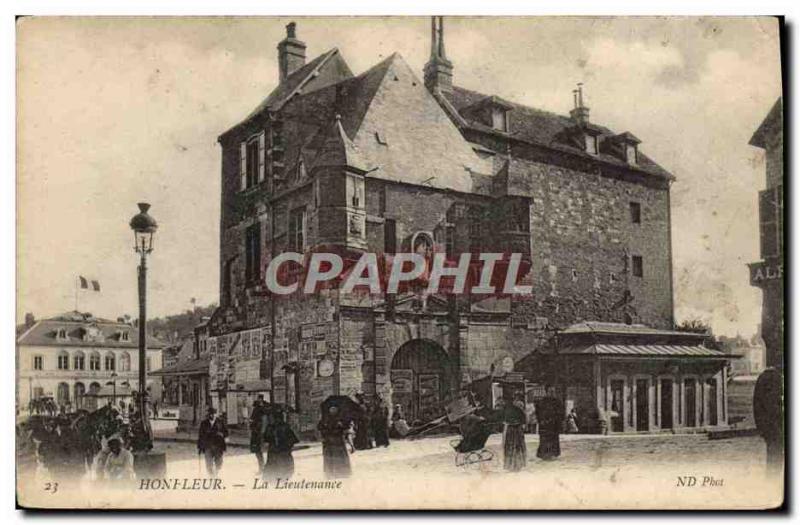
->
[309,114,369,172]
[17,314,166,349]
[750,97,782,149]
[221,48,354,139]
[321,53,491,193]
[442,86,673,181]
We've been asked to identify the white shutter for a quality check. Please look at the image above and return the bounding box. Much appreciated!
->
[240,142,247,190]
[258,131,266,183]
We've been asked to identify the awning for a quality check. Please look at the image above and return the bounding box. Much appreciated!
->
[84,385,135,397]
[560,344,734,358]
[150,357,211,376]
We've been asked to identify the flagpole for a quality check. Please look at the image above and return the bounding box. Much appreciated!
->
[75,276,79,312]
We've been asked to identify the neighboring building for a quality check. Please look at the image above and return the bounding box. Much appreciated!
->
[719,334,765,377]
[207,19,725,435]
[748,98,784,370]
[151,320,212,429]
[521,322,732,432]
[16,311,165,413]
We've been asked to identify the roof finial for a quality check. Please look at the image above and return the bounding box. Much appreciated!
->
[424,16,453,93]
[430,16,447,60]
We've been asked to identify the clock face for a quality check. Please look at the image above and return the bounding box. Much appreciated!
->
[318,359,335,378]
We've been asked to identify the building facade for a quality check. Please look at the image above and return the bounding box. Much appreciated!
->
[206,20,720,436]
[16,311,164,413]
[748,98,784,370]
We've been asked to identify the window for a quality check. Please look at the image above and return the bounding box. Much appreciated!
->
[120,352,131,372]
[759,186,783,258]
[571,269,578,282]
[33,355,43,371]
[146,357,152,372]
[585,135,598,155]
[384,219,397,255]
[90,352,101,371]
[629,202,642,224]
[492,108,508,132]
[240,133,265,191]
[222,257,236,306]
[625,144,638,164]
[610,272,617,284]
[245,223,262,284]
[73,352,85,370]
[57,352,69,370]
[468,206,483,252]
[288,208,306,252]
[120,331,130,342]
[632,255,643,278]
[104,353,116,371]
[57,328,67,340]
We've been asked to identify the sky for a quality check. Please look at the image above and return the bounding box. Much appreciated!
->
[16,16,782,336]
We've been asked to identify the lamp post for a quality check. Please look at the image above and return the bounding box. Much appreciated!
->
[130,202,158,453]
[108,372,118,407]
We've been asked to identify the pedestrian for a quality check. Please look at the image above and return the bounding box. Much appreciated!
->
[103,434,135,482]
[197,407,228,477]
[390,404,410,438]
[371,396,390,448]
[249,395,268,475]
[318,406,351,479]
[91,436,112,481]
[263,409,299,481]
[345,421,356,453]
[536,392,563,461]
[565,408,580,434]
[353,393,372,450]
[501,395,527,472]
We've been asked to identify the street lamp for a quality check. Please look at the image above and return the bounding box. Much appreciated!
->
[129,203,162,469]
[107,372,118,407]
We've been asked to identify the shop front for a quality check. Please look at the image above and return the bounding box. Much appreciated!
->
[534,322,736,434]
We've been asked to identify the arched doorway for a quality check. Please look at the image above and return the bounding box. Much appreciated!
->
[86,381,101,411]
[56,382,70,408]
[390,339,454,424]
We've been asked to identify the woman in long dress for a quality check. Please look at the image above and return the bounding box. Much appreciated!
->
[371,397,390,448]
[501,397,527,472]
[263,410,299,481]
[536,395,563,461]
[318,406,351,479]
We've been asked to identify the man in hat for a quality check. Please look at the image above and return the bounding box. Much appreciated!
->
[198,407,228,477]
[249,395,268,475]
[103,434,134,481]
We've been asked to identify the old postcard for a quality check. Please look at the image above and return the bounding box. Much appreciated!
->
[15,16,784,510]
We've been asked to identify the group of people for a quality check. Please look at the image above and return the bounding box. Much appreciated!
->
[248,395,300,481]
[17,405,136,484]
[345,393,390,452]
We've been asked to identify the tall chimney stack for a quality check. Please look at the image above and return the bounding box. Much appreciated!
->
[569,82,590,126]
[277,21,307,84]
[424,16,453,93]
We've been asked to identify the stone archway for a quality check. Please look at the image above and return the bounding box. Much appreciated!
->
[390,339,455,424]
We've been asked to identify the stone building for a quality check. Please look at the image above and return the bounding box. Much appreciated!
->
[206,19,726,435]
[16,311,164,413]
[748,98,784,370]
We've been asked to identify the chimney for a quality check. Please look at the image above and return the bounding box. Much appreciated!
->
[277,21,307,84]
[24,312,35,328]
[569,83,590,126]
[424,16,453,93]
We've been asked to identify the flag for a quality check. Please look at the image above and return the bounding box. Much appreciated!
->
[78,276,100,291]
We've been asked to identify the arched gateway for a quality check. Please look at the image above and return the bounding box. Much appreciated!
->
[390,339,456,424]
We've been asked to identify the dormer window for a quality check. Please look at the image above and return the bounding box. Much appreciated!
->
[57,328,68,340]
[585,135,598,155]
[119,330,130,342]
[491,108,509,132]
[625,143,637,164]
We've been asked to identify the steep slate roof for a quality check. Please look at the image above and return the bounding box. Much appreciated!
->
[559,343,729,358]
[17,312,166,349]
[303,53,492,193]
[442,86,673,181]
